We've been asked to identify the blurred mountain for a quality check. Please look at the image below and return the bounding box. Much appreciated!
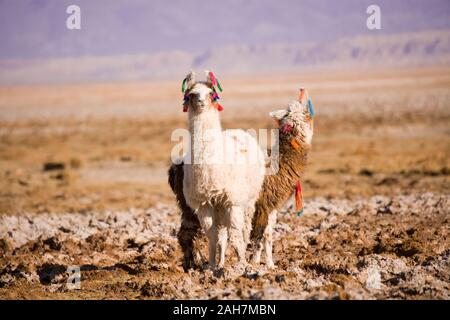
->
[0,0,449,84]
[1,30,449,84]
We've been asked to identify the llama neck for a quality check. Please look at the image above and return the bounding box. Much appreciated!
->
[188,107,223,164]
[263,136,310,196]
[277,137,310,182]
[188,107,222,134]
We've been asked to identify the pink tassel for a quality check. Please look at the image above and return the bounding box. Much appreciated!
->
[209,71,217,86]
[281,123,293,134]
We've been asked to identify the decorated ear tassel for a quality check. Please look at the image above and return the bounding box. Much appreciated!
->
[212,92,220,101]
[182,94,189,112]
[290,138,300,149]
[181,78,187,93]
[208,71,223,92]
[214,103,223,111]
[281,123,293,134]
[208,71,217,86]
[295,181,304,216]
[211,88,222,111]
[216,78,223,92]
[307,99,315,117]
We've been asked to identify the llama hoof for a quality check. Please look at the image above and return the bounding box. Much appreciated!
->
[233,262,251,274]
[217,258,225,269]
[244,264,260,276]
[183,252,203,271]
[250,256,261,266]
[207,264,216,271]
[200,261,211,271]
[213,268,225,278]
[250,260,261,268]
[193,251,206,268]
[182,260,194,272]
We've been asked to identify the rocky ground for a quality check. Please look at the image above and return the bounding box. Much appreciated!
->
[0,193,448,299]
[0,68,449,299]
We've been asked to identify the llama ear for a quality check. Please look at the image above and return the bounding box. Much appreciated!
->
[182,71,196,93]
[269,109,288,120]
[205,70,222,91]
[298,88,309,105]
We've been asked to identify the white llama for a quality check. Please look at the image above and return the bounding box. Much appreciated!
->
[181,71,265,269]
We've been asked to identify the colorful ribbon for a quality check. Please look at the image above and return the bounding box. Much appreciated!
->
[208,71,222,92]
[295,181,304,216]
[308,99,314,117]
[181,78,187,93]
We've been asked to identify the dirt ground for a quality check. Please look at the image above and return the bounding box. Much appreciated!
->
[0,67,449,299]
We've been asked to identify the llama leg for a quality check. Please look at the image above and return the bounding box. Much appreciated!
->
[216,225,228,269]
[250,238,263,265]
[264,210,277,269]
[213,207,227,269]
[242,205,253,246]
[177,221,195,270]
[228,206,246,265]
[197,205,216,268]
[208,227,218,268]
[178,208,202,271]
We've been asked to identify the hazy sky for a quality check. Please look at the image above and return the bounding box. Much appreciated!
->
[1,0,449,59]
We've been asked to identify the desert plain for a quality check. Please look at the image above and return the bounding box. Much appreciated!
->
[0,67,449,299]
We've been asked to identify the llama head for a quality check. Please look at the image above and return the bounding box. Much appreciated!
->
[182,71,223,114]
[269,88,314,146]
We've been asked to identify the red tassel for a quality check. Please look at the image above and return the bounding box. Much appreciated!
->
[281,123,293,134]
[183,105,188,112]
[295,181,304,216]
[215,103,223,111]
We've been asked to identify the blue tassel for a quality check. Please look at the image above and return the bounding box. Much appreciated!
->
[307,99,314,117]
[296,208,304,217]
